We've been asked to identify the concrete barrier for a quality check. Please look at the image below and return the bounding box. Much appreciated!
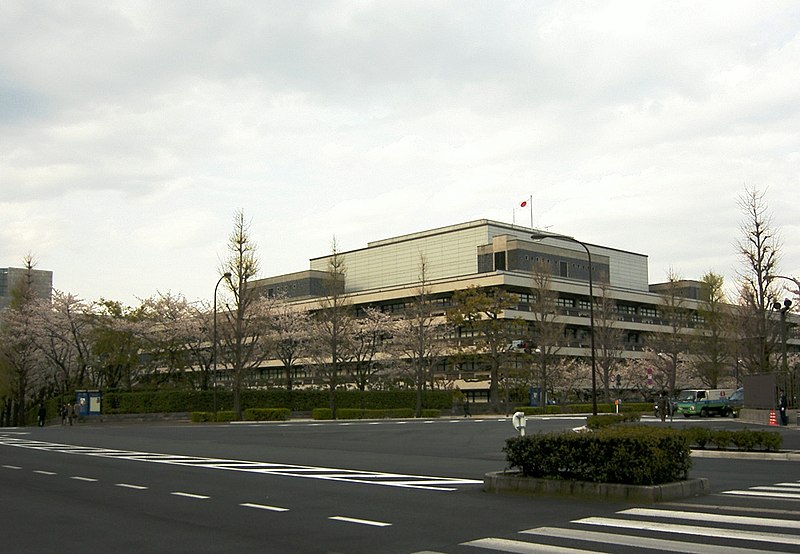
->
[484,471,710,503]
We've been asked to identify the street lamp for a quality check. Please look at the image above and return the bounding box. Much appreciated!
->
[531,232,598,415]
[213,272,232,418]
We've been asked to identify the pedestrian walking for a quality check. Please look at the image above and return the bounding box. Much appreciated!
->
[60,403,68,425]
[779,389,788,426]
[37,404,46,427]
[68,402,76,426]
[463,396,471,417]
[658,393,668,423]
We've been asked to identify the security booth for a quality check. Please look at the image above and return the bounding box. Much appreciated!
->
[75,390,102,417]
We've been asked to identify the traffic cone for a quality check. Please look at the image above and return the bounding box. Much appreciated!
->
[769,410,778,426]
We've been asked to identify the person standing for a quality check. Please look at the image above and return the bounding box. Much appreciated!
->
[37,404,46,427]
[658,393,668,423]
[779,389,788,426]
[463,395,471,417]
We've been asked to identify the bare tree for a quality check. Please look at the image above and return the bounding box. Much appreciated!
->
[593,283,624,402]
[219,210,269,419]
[735,186,784,375]
[392,255,447,417]
[528,261,565,406]
[311,238,353,418]
[647,268,691,398]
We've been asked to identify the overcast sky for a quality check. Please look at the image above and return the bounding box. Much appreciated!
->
[2,1,798,306]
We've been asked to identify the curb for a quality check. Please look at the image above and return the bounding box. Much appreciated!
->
[483,471,710,503]
[691,449,800,461]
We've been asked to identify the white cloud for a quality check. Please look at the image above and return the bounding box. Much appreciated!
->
[0,0,798,304]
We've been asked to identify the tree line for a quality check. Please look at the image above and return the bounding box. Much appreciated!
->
[1,189,797,425]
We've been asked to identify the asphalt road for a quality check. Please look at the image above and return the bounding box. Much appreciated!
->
[2,415,800,553]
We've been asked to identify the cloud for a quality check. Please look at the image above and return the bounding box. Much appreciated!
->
[0,1,798,304]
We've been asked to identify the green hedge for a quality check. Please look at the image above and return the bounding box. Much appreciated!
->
[103,389,451,414]
[244,408,291,421]
[683,427,781,451]
[586,413,641,429]
[514,402,651,416]
[312,408,441,420]
[505,427,691,486]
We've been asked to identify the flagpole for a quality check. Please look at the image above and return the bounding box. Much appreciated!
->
[528,195,533,229]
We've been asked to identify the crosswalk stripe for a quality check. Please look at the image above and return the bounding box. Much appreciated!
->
[620,507,800,529]
[521,526,779,554]
[575,516,800,545]
[463,537,598,553]
[723,489,800,499]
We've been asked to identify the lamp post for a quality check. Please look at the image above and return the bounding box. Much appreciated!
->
[213,272,232,418]
[531,232,598,415]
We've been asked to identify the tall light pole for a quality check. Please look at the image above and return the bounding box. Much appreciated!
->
[213,272,232,419]
[531,232,598,415]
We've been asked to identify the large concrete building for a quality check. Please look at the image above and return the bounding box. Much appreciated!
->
[0,266,53,310]
[250,219,798,399]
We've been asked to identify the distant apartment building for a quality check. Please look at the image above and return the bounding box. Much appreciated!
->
[0,266,53,310]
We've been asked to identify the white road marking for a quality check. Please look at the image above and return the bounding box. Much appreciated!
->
[240,502,289,512]
[464,537,594,553]
[329,516,391,527]
[521,526,779,554]
[0,435,481,490]
[575,516,800,545]
[723,489,800,499]
[171,491,209,499]
[115,483,148,490]
[70,476,98,482]
[3,464,22,469]
[621,507,800,529]
[33,470,56,475]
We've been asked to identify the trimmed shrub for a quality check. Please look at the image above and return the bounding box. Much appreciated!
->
[709,429,733,450]
[190,411,213,423]
[244,408,291,421]
[214,411,236,422]
[758,430,782,451]
[313,408,333,420]
[504,426,690,486]
[586,413,641,429]
[683,427,711,449]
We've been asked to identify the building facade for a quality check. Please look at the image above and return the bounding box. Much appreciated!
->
[249,220,798,401]
[0,266,53,310]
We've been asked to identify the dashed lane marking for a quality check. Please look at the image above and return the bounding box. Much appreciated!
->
[329,516,391,527]
[240,502,289,512]
[171,491,210,499]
